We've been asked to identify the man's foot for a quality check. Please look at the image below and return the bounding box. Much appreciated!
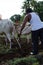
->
[30,51,38,55]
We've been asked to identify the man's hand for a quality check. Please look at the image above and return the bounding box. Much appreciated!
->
[18,32,21,38]
[18,34,20,38]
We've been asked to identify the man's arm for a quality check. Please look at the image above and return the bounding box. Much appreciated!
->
[20,14,31,35]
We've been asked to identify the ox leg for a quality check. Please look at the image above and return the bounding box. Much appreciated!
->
[5,36,8,46]
[6,33,12,48]
[12,31,21,49]
[11,31,15,39]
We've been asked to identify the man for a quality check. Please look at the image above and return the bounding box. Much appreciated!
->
[19,8,43,55]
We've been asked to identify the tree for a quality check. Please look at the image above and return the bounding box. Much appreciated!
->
[10,14,21,22]
[22,0,32,14]
[37,1,43,21]
[31,1,43,21]
[22,0,43,21]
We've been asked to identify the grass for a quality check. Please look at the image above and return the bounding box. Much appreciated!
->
[0,34,43,65]
[0,55,40,65]
[0,33,31,53]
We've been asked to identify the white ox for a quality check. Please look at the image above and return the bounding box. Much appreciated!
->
[0,19,15,48]
[0,19,31,48]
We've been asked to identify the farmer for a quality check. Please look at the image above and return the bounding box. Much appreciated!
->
[18,8,43,55]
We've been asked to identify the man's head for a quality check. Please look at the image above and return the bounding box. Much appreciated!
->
[26,8,33,14]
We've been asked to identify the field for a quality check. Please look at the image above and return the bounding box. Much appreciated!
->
[0,34,43,65]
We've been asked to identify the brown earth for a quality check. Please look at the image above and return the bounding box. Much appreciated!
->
[0,38,43,62]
